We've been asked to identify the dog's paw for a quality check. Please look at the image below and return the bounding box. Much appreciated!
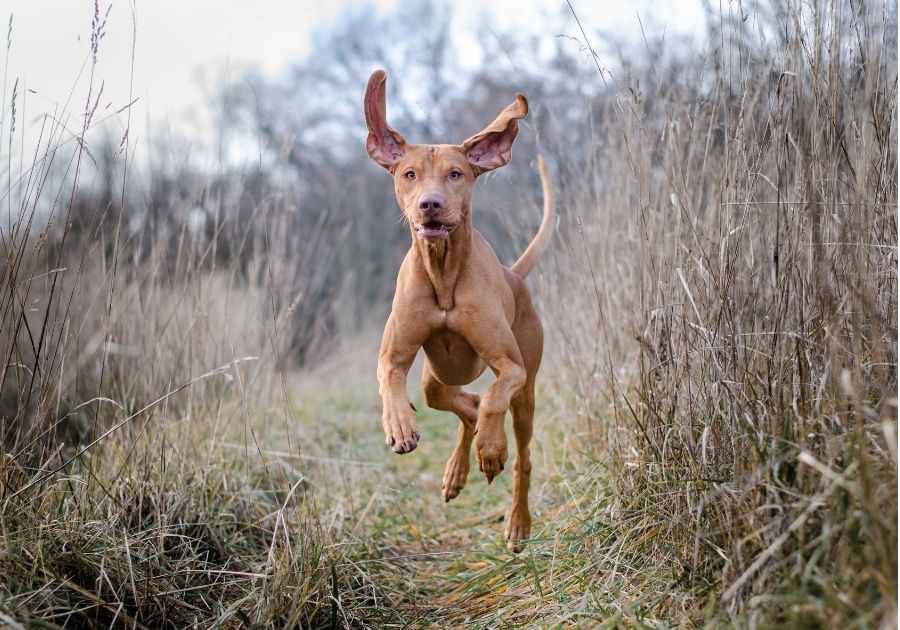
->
[382,401,420,454]
[505,506,531,553]
[475,430,507,483]
[442,451,470,502]
[385,431,420,454]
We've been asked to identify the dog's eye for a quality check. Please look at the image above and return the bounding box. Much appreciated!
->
[449,170,462,181]
[404,170,416,180]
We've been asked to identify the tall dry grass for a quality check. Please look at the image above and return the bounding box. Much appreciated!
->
[532,0,897,624]
[0,8,357,626]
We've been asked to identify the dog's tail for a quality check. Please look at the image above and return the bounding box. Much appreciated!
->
[511,155,555,279]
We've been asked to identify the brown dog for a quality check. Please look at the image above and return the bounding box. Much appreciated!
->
[364,69,554,552]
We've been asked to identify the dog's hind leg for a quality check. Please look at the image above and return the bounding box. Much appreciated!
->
[505,299,542,553]
[506,378,534,553]
[422,361,480,502]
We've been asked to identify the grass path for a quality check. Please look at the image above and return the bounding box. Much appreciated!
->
[286,355,586,628]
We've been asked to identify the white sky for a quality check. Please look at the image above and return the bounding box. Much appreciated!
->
[2,0,705,166]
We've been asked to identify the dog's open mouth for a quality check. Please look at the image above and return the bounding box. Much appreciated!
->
[415,220,453,239]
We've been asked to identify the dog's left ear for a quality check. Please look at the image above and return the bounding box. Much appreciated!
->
[462,94,529,175]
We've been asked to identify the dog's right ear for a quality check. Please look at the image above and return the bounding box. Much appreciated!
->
[365,70,408,170]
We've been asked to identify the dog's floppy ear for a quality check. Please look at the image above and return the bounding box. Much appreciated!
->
[462,94,528,175]
[365,70,408,170]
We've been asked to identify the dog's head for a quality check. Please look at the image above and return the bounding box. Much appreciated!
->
[364,69,528,242]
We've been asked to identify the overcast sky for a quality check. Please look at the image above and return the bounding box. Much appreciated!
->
[2,0,705,165]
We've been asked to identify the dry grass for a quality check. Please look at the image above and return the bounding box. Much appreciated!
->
[516,0,897,625]
[1,0,896,628]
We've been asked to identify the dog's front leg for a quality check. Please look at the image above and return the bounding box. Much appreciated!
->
[377,312,429,454]
[476,356,526,482]
[459,322,527,483]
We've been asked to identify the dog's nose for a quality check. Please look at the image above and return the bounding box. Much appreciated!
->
[418,192,446,215]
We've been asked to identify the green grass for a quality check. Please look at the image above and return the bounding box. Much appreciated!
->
[254,363,698,628]
[286,365,564,625]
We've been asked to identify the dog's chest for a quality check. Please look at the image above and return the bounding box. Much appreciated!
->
[422,328,483,385]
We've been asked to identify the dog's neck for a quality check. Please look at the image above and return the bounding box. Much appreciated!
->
[411,219,472,311]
